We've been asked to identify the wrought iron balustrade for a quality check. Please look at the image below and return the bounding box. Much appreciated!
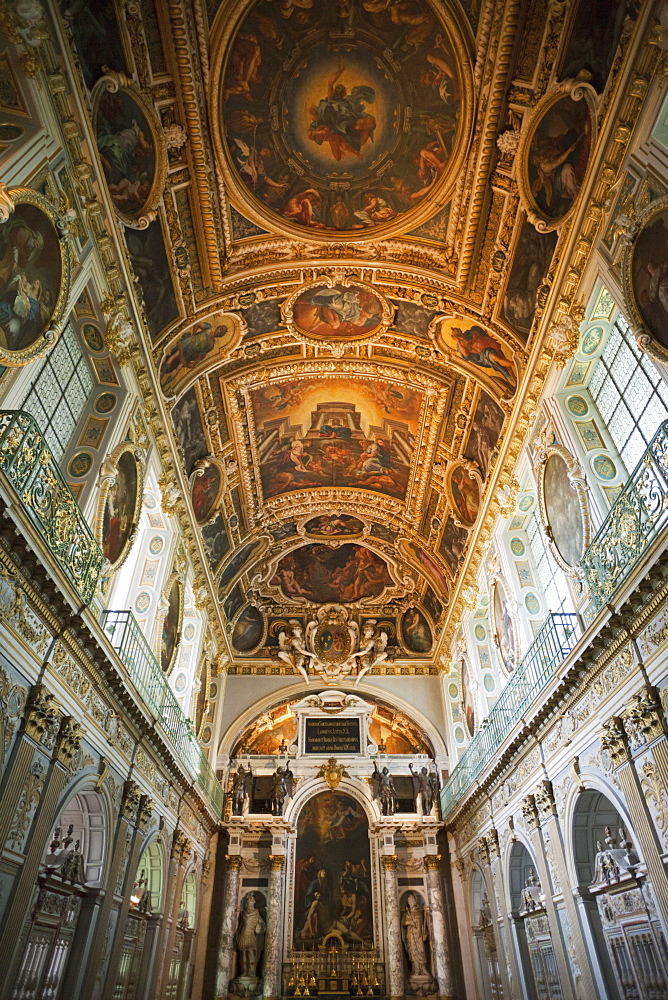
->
[582,419,668,609]
[441,613,580,817]
[101,609,223,817]
[0,410,104,606]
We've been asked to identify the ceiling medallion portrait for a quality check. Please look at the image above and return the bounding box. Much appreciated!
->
[213,0,471,238]
[281,276,394,349]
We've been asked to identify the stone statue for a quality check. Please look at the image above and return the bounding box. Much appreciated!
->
[277,620,313,683]
[235,892,266,978]
[231,764,254,816]
[409,763,434,815]
[401,893,430,976]
[270,763,294,815]
[177,899,189,929]
[371,761,396,816]
[354,620,389,684]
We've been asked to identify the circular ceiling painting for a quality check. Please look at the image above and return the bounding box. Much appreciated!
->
[217,0,468,236]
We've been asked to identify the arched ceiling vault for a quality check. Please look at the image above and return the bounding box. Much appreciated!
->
[75,0,640,676]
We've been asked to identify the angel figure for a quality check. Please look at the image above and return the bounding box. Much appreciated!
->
[277,620,313,682]
[354,620,389,684]
[270,763,295,816]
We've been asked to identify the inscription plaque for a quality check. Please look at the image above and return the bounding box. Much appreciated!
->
[304,718,361,754]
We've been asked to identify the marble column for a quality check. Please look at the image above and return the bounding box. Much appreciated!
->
[381,855,404,1000]
[424,855,453,1000]
[215,855,243,999]
[263,855,286,1000]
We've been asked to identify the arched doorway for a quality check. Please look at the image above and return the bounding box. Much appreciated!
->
[471,865,503,999]
[508,840,563,999]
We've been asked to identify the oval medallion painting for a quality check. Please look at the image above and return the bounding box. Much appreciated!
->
[0,198,66,360]
[284,280,392,345]
[219,0,467,235]
[232,605,264,653]
[101,449,140,568]
[492,579,517,674]
[542,453,584,568]
[524,93,592,225]
[161,579,182,673]
[630,206,668,354]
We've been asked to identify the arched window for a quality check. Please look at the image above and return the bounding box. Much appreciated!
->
[525,508,573,614]
[133,841,164,913]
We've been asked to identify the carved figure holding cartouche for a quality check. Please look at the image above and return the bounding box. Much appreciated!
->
[354,619,389,684]
[277,620,314,683]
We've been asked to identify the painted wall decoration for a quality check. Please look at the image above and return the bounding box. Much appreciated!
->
[541,452,585,568]
[520,90,593,226]
[492,578,517,674]
[447,463,480,527]
[124,220,178,341]
[99,448,142,569]
[250,376,423,501]
[500,219,557,342]
[270,521,298,542]
[217,0,468,237]
[628,203,668,357]
[224,583,244,621]
[432,317,516,395]
[423,585,442,623]
[401,540,450,598]
[282,279,393,346]
[92,81,166,228]
[294,791,372,949]
[201,514,230,572]
[559,0,625,93]
[62,0,128,90]
[232,605,264,653]
[171,387,208,476]
[161,578,182,673]
[438,516,468,575]
[460,657,475,738]
[400,607,433,654]
[191,461,223,524]
[218,538,266,594]
[305,514,365,537]
[0,192,70,363]
[160,312,243,396]
[463,391,505,481]
[270,543,392,604]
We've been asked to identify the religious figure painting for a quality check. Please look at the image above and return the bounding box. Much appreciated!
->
[525,95,592,223]
[249,376,423,501]
[124,221,178,341]
[287,282,387,343]
[101,449,140,568]
[170,388,208,477]
[305,514,365,537]
[0,201,64,356]
[559,0,625,93]
[224,583,244,622]
[401,540,450,599]
[501,219,557,342]
[270,543,392,604]
[423,585,442,623]
[460,657,475,738]
[630,206,668,352]
[94,87,158,222]
[294,791,372,950]
[463,391,505,482]
[219,0,465,235]
[492,578,517,674]
[62,0,128,90]
[448,464,480,526]
[232,605,264,653]
[161,578,181,673]
[218,539,264,595]
[434,318,516,395]
[542,453,584,567]
[191,463,223,524]
[400,607,433,654]
[160,312,241,395]
[200,514,230,572]
[438,515,468,575]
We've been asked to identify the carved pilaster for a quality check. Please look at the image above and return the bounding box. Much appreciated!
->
[24,683,60,746]
[534,780,556,820]
[522,794,540,830]
[137,795,154,831]
[121,779,142,822]
[54,717,84,769]
[600,716,631,767]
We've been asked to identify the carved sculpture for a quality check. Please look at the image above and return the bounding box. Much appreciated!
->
[231,764,254,816]
[277,620,314,683]
[401,893,430,977]
[270,763,294,815]
[409,763,435,816]
[354,619,389,684]
[371,761,397,816]
[235,893,266,978]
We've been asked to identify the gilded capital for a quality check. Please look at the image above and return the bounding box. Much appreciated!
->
[521,794,540,830]
[424,854,442,871]
[226,854,243,870]
[172,830,193,863]
[600,716,631,767]
[137,794,154,831]
[121,779,142,822]
[477,837,490,866]
[55,716,84,769]
[24,682,60,746]
[381,854,398,871]
[269,854,286,871]
[486,828,500,859]
[535,780,556,819]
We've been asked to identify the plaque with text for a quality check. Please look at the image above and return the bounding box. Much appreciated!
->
[304,718,361,754]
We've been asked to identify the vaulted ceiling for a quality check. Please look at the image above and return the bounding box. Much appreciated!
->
[63,0,634,671]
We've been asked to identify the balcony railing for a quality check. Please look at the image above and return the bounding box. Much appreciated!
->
[441,613,580,817]
[0,410,104,606]
[582,419,668,609]
[101,610,223,817]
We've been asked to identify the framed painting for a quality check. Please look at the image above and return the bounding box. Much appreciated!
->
[446,462,481,527]
[304,514,365,537]
[0,188,71,366]
[232,605,265,654]
[161,576,183,673]
[190,458,224,525]
[491,577,518,675]
[269,543,393,605]
[400,606,433,655]
[625,197,668,363]
[517,82,596,230]
[96,444,144,572]
[431,316,517,397]
[160,311,243,398]
[459,657,475,738]
[92,76,166,229]
[281,278,394,348]
[536,445,590,574]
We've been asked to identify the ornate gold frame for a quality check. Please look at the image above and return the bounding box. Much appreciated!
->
[535,443,590,576]
[161,573,184,676]
[280,276,395,350]
[623,194,668,365]
[489,575,519,676]
[95,442,145,574]
[229,602,267,657]
[445,460,482,528]
[0,185,72,367]
[516,79,598,233]
[458,655,476,738]
[190,456,226,525]
[91,74,167,231]
[158,309,245,401]
[208,0,474,244]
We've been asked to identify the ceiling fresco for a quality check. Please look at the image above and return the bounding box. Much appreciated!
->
[55,0,635,676]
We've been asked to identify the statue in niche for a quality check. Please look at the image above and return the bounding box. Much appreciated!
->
[235,892,266,978]
[230,764,254,816]
[371,761,396,815]
[401,893,430,977]
[409,763,435,815]
[270,763,295,815]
